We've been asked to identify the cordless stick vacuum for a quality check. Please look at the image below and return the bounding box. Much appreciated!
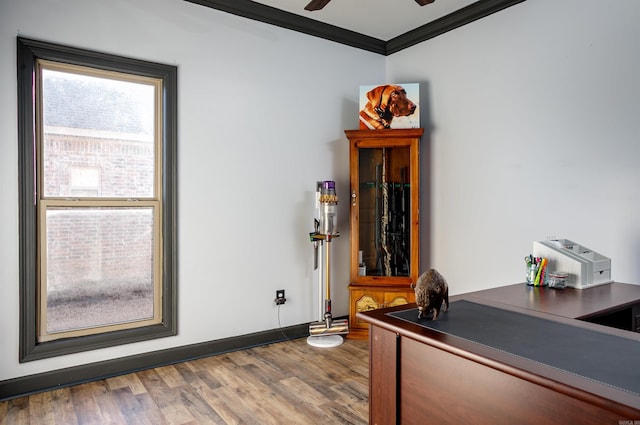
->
[308,181,349,348]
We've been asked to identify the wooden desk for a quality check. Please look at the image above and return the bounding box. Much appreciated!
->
[358,282,640,424]
[467,282,640,329]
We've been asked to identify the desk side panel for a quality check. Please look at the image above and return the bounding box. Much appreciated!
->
[369,326,397,425]
[399,336,638,424]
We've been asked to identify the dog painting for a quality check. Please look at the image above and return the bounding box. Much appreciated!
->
[359,83,419,130]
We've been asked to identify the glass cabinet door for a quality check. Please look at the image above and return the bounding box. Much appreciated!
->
[357,145,411,277]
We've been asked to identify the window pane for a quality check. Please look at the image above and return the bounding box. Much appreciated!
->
[45,207,155,334]
[41,69,156,198]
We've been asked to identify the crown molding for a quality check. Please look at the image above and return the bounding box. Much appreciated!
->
[184,0,526,55]
[184,0,386,54]
[387,0,526,54]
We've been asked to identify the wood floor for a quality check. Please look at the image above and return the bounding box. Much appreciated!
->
[0,337,369,425]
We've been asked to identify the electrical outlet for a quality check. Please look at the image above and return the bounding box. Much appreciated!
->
[275,289,286,305]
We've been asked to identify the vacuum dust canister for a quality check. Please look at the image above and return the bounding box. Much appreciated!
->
[319,180,338,235]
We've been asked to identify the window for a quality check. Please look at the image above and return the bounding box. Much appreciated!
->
[17,37,177,361]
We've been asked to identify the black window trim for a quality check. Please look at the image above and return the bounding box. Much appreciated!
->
[17,37,178,362]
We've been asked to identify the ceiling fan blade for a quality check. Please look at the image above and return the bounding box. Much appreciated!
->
[415,0,435,5]
[305,0,331,11]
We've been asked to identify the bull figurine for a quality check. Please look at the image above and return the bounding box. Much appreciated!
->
[411,269,449,320]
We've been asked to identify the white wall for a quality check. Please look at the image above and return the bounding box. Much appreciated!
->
[0,0,384,380]
[2,0,640,382]
[388,0,640,294]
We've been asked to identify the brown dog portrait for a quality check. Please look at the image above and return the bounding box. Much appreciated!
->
[359,84,418,130]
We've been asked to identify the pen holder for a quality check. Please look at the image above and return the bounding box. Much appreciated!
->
[526,264,539,286]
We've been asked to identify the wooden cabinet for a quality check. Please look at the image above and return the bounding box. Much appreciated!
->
[349,286,415,335]
[345,128,423,339]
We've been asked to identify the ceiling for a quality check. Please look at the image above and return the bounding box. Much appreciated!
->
[184,0,526,55]
[252,0,478,40]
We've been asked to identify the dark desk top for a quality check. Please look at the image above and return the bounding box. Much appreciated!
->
[463,281,640,319]
[388,300,640,396]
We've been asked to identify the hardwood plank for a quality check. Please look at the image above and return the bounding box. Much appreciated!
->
[173,386,224,424]
[159,399,195,425]
[136,369,174,409]
[214,385,284,424]
[6,397,30,425]
[49,388,78,425]
[155,365,189,389]
[230,366,319,424]
[26,391,55,425]
[187,362,223,391]
[69,383,105,424]
[92,380,130,425]
[130,391,168,425]
[272,377,339,423]
[279,376,331,406]
[321,399,368,424]
[0,338,368,424]
[0,400,6,423]
[106,373,147,395]
[253,344,340,400]
[137,369,197,425]
[194,385,247,424]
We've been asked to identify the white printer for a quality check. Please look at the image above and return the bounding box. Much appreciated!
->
[532,239,612,289]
